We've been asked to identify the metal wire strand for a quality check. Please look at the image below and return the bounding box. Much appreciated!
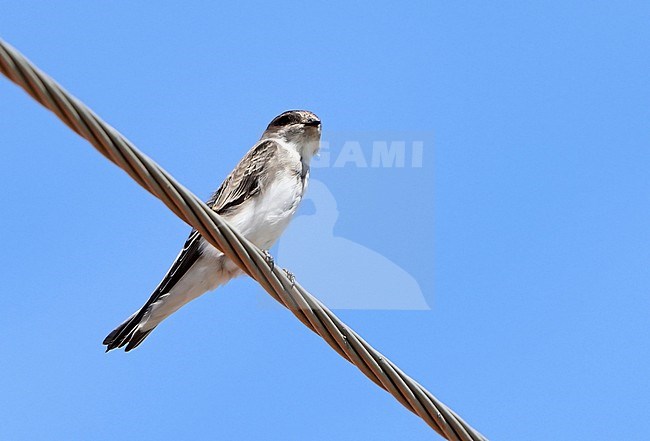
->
[0,39,488,441]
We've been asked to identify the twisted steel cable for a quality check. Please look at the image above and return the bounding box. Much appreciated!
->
[0,39,488,441]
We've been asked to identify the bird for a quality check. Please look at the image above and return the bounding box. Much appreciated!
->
[103,110,321,352]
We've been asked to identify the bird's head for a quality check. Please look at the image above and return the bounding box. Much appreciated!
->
[263,110,321,160]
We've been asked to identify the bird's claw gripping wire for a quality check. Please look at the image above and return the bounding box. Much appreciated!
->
[283,268,296,287]
[262,249,274,272]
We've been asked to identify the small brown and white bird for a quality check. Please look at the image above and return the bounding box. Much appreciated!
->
[103,110,321,352]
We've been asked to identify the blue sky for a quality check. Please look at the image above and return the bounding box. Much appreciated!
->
[1,2,649,440]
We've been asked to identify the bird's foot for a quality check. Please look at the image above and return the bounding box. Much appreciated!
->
[283,268,296,287]
[262,249,274,272]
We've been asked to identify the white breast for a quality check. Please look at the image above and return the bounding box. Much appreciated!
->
[251,172,303,249]
[221,142,306,251]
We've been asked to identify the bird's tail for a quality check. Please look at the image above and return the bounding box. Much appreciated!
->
[103,285,206,352]
[103,252,237,352]
[103,310,157,352]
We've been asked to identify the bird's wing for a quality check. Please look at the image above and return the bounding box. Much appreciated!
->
[149,139,280,299]
[138,138,280,308]
[104,139,282,351]
[207,139,281,215]
[149,229,203,298]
